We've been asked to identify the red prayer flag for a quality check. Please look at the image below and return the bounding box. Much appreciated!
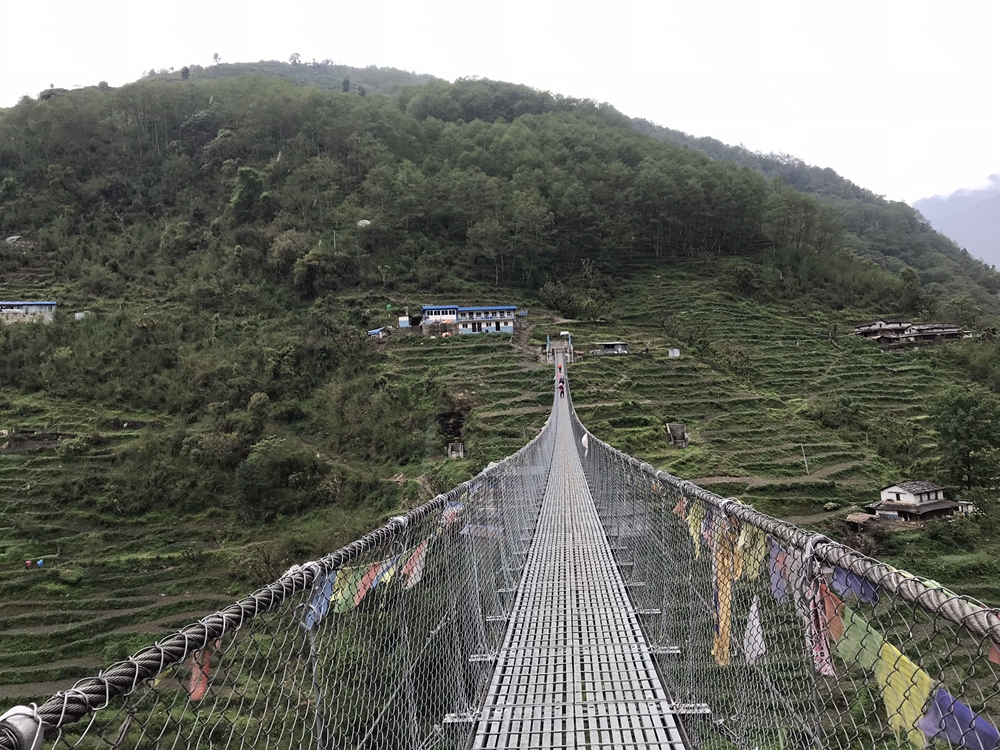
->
[403,540,429,589]
[188,650,211,701]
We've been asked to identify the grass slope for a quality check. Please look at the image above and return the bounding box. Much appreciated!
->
[0,327,549,705]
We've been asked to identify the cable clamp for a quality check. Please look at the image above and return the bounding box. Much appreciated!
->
[0,706,43,750]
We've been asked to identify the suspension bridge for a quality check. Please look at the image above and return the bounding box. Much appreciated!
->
[3,356,1000,750]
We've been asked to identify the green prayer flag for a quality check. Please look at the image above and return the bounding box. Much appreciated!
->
[835,606,884,672]
[331,567,364,614]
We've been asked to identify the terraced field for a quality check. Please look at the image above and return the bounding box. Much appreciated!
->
[0,330,551,706]
[555,266,966,519]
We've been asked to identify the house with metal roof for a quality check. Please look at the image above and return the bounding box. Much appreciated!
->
[421,305,517,335]
[0,301,57,323]
[870,481,959,522]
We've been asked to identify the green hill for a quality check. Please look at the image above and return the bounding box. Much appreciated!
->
[156,60,442,94]
[3,71,1000,703]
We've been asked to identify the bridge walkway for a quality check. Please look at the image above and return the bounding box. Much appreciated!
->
[473,364,688,749]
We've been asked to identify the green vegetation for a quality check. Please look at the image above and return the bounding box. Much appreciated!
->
[3,69,1000,704]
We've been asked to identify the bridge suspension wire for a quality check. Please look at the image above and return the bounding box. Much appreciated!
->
[3,358,1000,750]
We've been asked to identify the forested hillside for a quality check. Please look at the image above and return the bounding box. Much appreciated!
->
[6,69,1000,702]
[161,60,442,94]
[632,118,1000,308]
[5,72,1000,522]
[4,72,1000,517]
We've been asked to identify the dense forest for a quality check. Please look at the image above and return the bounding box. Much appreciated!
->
[3,72,1000,522]
[4,73,998,312]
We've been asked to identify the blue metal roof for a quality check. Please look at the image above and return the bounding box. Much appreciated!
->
[0,301,57,306]
[422,304,516,312]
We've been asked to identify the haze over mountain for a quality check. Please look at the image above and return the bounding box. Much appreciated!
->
[914,176,1000,268]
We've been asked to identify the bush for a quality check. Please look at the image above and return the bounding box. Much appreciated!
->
[236,436,328,519]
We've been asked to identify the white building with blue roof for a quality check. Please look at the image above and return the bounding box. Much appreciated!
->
[421,305,517,334]
[0,301,57,323]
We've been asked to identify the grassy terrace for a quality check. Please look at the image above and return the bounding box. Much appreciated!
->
[0,330,550,705]
[558,266,965,520]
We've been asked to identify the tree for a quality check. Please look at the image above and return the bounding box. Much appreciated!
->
[930,385,1000,490]
[289,53,301,65]
[213,53,220,64]
[358,85,367,97]
[230,167,277,224]
[899,267,921,312]
[180,66,190,80]
[946,295,982,331]
[341,78,350,93]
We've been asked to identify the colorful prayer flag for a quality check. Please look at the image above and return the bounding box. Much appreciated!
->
[736,525,767,581]
[331,567,364,614]
[373,555,400,588]
[304,570,336,630]
[188,649,211,701]
[687,502,706,559]
[441,501,463,527]
[835,606,884,672]
[403,540,429,590]
[875,642,935,749]
[769,539,789,604]
[355,561,385,606]
[831,567,879,604]
[918,686,1000,750]
[712,527,737,666]
[743,594,767,664]
[806,578,836,676]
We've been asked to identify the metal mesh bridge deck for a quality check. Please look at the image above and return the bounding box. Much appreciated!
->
[473,392,688,749]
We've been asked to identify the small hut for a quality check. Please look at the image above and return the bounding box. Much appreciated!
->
[667,424,689,448]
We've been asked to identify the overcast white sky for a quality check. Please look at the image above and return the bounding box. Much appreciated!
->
[2,0,997,203]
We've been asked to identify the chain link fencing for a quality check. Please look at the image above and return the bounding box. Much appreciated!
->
[570,404,1000,750]
[0,409,555,750]
[5,376,1000,750]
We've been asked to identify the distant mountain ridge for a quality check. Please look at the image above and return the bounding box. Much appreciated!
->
[914,177,1000,267]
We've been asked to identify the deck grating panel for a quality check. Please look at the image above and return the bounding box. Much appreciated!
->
[473,378,688,749]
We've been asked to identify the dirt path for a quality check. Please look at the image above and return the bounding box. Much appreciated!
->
[783,506,858,526]
[809,461,864,479]
[691,472,868,488]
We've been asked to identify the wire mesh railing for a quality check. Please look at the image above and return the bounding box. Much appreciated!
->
[0,404,555,750]
[569,401,1000,750]
[5,362,1000,750]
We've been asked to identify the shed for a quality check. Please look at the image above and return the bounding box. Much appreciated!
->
[590,341,629,355]
[668,348,680,358]
[0,301,57,323]
[845,513,875,530]
[667,424,688,448]
[447,442,465,459]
